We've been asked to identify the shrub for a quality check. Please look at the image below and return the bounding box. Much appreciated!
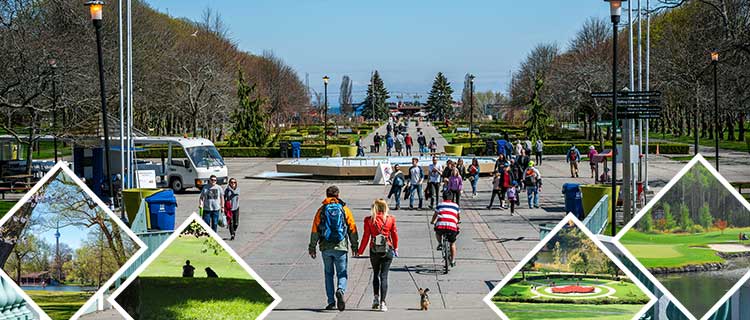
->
[688,224,705,234]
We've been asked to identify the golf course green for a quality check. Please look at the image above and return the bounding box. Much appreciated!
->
[620,228,750,268]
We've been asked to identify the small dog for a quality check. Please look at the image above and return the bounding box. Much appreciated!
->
[205,267,219,278]
[419,288,430,311]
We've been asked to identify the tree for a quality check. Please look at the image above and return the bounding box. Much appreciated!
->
[524,77,549,140]
[699,203,713,229]
[425,72,454,121]
[10,234,37,283]
[228,70,270,147]
[714,219,728,234]
[521,255,537,280]
[679,204,694,231]
[361,71,390,121]
[664,203,677,231]
[641,211,654,233]
[605,260,621,279]
[553,241,563,266]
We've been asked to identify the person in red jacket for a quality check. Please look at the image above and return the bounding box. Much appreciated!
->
[404,133,414,156]
[358,198,399,312]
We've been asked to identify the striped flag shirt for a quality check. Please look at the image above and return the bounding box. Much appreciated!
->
[435,200,460,231]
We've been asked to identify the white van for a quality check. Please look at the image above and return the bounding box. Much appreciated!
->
[121,137,228,192]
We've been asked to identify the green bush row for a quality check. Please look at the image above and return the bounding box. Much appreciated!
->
[456,142,689,155]
[492,296,650,305]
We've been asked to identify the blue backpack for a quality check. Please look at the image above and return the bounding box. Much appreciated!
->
[320,203,347,243]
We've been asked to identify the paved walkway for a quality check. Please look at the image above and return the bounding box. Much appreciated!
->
[361,120,448,156]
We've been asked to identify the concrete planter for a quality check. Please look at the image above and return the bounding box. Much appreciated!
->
[444,145,463,156]
[340,146,358,157]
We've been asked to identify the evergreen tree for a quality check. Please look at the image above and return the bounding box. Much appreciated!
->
[229,70,270,147]
[361,71,390,120]
[524,76,549,140]
[679,204,694,230]
[641,211,654,233]
[699,203,713,229]
[663,203,676,231]
[426,72,455,121]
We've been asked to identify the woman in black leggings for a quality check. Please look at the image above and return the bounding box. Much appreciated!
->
[358,199,399,312]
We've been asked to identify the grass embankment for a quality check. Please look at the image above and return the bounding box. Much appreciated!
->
[0,200,17,216]
[26,290,89,320]
[650,131,749,153]
[495,302,645,320]
[136,277,273,320]
[620,228,750,268]
[140,236,251,279]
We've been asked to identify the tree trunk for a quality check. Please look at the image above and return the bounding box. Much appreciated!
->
[727,112,734,141]
[739,112,746,142]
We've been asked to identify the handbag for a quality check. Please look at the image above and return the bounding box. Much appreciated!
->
[372,217,390,255]
[218,213,227,228]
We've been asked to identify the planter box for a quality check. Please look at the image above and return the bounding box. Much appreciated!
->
[444,145,463,156]
[339,146,358,157]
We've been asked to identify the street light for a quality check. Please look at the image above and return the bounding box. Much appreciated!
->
[323,75,329,151]
[711,51,719,170]
[48,59,58,163]
[85,0,114,206]
[469,74,475,147]
[605,0,625,236]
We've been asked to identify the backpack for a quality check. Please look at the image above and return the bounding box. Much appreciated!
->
[524,169,538,187]
[320,203,347,243]
[372,216,391,255]
[569,149,577,161]
[393,173,405,187]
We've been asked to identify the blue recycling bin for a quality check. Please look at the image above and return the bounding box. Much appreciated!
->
[291,142,302,158]
[562,183,584,219]
[145,189,177,231]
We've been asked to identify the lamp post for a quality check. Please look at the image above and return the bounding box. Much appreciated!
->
[605,0,625,236]
[86,0,114,206]
[469,74,475,146]
[48,59,58,163]
[370,76,375,121]
[711,51,719,170]
[323,75,329,151]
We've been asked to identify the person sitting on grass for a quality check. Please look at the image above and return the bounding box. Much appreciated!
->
[183,260,195,277]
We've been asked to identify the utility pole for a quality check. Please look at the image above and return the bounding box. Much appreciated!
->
[644,0,651,192]
[623,0,634,222]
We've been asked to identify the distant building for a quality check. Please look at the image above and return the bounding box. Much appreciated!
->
[19,271,50,286]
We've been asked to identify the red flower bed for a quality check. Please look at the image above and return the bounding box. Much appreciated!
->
[551,285,595,294]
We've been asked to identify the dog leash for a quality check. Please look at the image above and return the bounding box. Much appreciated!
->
[404,264,422,291]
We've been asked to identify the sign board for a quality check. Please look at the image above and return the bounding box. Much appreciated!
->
[137,170,157,188]
[372,162,393,185]
[590,90,662,99]
[591,91,663,119]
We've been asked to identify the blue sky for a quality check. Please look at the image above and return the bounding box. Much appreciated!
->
[146,0,615,102]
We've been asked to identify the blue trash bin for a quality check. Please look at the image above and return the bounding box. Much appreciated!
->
[562,183,584,219]
[291,142,302,158]
[145,189,177,231]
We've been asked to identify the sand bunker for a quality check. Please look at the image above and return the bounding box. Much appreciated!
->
[708,244,750,253]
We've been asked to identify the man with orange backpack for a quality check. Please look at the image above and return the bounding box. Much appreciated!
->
[309,186,360,311]
[566,145,581,178]
[523,161,542,209]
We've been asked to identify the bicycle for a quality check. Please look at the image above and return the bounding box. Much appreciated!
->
[440,233,452,274]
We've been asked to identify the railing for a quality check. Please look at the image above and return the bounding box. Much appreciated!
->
[582,194,609,235]
[0,277,35,320]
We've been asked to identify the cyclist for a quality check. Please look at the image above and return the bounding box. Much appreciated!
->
[431,193,460,267]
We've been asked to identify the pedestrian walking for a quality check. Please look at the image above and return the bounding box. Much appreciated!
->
[523,162,542,209]
[408,158,424,209]
[447,168,463,206]
[494,154,507,173]
[588,146,599,179]
[487,166,511,209]
[308,186,360,311]
[358,199,399,312]
[224,178,240,240]
[534,139,544,165]
[199,175,224,232]
[388,164,405,210]
[428,137,438,155]
[386,122,393,135]
[356,136,366,157]
[523,138,532,155]
[404,133,413,156]
[395,133,404,156]
[468,158,480,197]
[507,181,519,215]
[427,156,443,208]
[385,134,394,156]
[373,133,382,153]
[517,149,530,171]
[566,145,581,178]
[509,158,524,186]
[417,132,427,156]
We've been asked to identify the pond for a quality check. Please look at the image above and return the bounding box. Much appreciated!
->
[655,257,750,318]
[21,285,96,292]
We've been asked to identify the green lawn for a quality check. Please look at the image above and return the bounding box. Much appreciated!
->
[0,200,17,216]
[26,290,89,320]
[620,228,750,268]
[498,276,647,301]
[650,131,749,153]
[495,302,646,320]
[141,236,251,279]
[124,277,273,320]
